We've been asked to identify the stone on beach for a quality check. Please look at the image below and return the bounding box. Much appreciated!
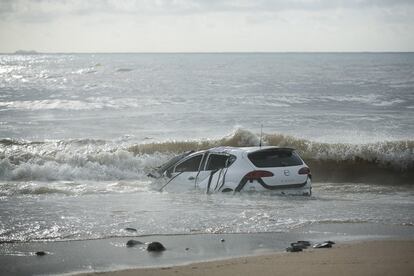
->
[297,240,311,246]
[313,242,333,248]
[147,241,166,252]
[290,242,308,249]
[286,246,303,252]
[126,239,143,247]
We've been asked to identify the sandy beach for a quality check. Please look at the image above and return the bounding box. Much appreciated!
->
[80,240,414,276]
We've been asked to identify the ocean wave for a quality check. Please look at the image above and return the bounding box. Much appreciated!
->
[130,129,414,185]
[1,184,73,196]
[0,150,165,182]
[0,129,412,184]
[75,68,98,74]
[0,180,152,196]
[313,218,368,224]
[0,138,45,146]
[129,128,413,167]
[0,97,155,111]
[116,68,133,72]
[0,100,104,111]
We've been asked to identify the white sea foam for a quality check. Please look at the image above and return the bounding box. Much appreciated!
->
[0,100,103,110]
[0,97,159,111]
[372,99,406,106]
[0,138,170,182]
[320,94,379,105]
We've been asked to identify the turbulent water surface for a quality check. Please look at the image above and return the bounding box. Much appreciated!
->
[0,53,413,243]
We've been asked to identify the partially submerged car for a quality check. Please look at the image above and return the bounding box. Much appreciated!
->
[149,146,312,196]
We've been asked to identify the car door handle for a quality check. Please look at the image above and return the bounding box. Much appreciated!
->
[188,176,195,180]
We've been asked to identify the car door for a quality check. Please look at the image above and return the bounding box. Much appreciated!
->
[162,153,208,192]
[197,153,233,193]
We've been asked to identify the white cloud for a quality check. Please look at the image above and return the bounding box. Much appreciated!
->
[2,0,414,20]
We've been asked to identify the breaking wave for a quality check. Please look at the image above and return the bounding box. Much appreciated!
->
[0,129,413,185]
[0,97,147,111]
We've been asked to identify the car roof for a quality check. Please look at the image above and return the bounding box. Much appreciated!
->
[154,146,298,176]
[204,146,296,155]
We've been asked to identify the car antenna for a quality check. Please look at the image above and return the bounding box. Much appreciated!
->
[259,124,263,148]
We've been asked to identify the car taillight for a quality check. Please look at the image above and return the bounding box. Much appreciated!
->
[245,170,274,180]
[298,167,311,175]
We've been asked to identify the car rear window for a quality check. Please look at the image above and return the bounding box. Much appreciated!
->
[248,149,303,168]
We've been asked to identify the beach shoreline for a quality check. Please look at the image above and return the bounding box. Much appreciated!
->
[1,222,414,275]
[79,240,414,276]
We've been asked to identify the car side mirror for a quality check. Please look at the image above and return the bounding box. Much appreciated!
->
[164,169,172,178]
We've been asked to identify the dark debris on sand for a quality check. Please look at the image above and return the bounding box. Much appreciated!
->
[124,227,137,232]
[286,240,335,252]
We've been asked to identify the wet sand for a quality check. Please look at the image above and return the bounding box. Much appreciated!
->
[2,223,414,275]
[81,240,414,276]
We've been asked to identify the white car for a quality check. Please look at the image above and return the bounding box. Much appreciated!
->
[149,146,312,196]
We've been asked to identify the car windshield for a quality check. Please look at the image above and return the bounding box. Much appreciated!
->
[175,155,203,172]
[248,149,303,168]
[156,151,194,175]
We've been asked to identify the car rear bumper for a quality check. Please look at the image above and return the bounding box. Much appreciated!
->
[256,178,308,190]
[234,176,311,192]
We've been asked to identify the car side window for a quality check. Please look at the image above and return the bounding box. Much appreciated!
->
[175,155,203,172]
[206,154,235,170]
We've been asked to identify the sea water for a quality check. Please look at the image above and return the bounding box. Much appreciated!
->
[0,53,413,243]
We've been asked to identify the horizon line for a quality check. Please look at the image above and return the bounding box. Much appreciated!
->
[1,50,414,55]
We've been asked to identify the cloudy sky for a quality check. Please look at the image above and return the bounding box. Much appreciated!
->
[0,0,413,53]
